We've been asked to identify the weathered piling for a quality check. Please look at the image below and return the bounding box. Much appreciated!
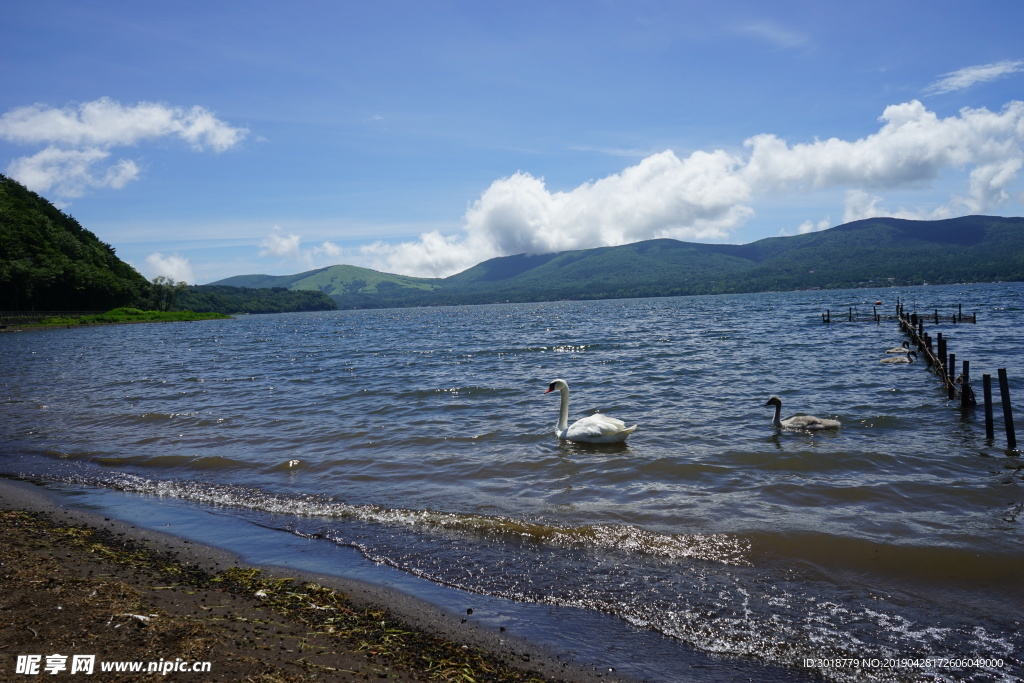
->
[824,298,1015,447]
[828,300,977,325]
[947,353,956,400]
[984,374,995,439]
[978,369,1017,449]
[959,360,974,409]
[998,369,1017,450]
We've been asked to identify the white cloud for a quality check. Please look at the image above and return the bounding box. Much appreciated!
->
[260,226,302,259]
[925,60,1024,95]
[259,226,343,269]
[146,252,195,284]
[0,97,248,150]
[840,189,944,224]
[363,100,1024,278]
[0,97,248,198]
[4,146,139,197]
[796,218,831,235]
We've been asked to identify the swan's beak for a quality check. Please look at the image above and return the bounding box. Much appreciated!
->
[543,388,553,394]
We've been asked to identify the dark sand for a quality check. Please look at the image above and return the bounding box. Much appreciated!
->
[0,478,627,682]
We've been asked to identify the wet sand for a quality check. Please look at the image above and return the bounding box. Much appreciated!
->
[0,478,624,682]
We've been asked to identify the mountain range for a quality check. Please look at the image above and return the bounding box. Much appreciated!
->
[211,215,1024,309]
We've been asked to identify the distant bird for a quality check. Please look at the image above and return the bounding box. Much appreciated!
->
[764,396,841,431]
[881,350,917,364]
[885,340,911,353]
[544,379,636,443]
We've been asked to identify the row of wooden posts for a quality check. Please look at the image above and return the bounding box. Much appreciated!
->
[897,307,1016,449]
[824,299,1017,451]
[821,303,977,324]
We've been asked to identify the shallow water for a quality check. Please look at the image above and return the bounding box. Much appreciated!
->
[3,283,1023,681]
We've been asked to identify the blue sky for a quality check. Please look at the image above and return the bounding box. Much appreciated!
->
[3,1,1024,284]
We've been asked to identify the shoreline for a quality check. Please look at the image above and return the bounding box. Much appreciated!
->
[0,478,624,682]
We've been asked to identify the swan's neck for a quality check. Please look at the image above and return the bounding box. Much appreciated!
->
[556,387,570,432]
[771,403,782,427]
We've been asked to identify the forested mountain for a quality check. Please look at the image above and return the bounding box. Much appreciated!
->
[0,174,337,315]
[6,167,1020,315]
[174,285,337,314]
[213,216,1024,309]
[0,173,150,310]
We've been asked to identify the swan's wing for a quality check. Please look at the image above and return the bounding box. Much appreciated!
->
[782,415,840,430]
[565,413,636,443]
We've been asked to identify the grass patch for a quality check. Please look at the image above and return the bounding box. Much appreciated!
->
[39,307,231,325]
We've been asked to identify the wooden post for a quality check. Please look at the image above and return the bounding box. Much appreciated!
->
[958,303,962,323]
[961,360,970,408]
[983,374,991,438]
[849,307,853,322]
[984,374,994,440]
[948,353,956,398]
[935,309,939,324]
[998,369,1017,450]
[937,335,947,378]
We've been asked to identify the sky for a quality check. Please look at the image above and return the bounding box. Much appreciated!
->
[2,1,1024,284]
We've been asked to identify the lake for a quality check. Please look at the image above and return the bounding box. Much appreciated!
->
[2,282,1022,681]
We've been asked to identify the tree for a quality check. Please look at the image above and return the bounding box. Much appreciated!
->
[150,276,188,311]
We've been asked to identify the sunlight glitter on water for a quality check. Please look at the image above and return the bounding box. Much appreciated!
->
[2,282,1023,681]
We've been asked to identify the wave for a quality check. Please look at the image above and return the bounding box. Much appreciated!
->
[57,472,749,566]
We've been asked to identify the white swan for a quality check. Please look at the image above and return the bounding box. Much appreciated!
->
[885,340,910,353]
[764,396,840,431]
[544,379,636,443]
[880,350,917,364]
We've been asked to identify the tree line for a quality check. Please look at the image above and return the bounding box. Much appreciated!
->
[1,174,336,314]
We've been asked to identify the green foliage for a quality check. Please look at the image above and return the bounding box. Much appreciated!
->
[0,174,151,310]
[0,175,333,317]
[174,284,338,314]
[38,308,230,325]
[147,275,189,311]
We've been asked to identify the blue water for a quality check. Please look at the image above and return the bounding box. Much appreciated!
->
[2,283,1022,681]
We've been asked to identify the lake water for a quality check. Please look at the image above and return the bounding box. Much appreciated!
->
[2,283,1022,681]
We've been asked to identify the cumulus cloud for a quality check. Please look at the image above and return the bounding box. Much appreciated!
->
[796,218,831,235]
[925,60,1024,95]
[146,252,195,284]
[361,99,1024,278]
[260,226,342,269]
[0,97,248,197]
[5,147,139,199]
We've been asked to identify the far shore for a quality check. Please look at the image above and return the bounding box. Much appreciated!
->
[1,309,233,332]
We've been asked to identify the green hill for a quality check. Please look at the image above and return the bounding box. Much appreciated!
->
[0,175,340,315]
[215,264,439,295]
[210,215,1024,309]
[0,173,151,310]
[212,264,442,308]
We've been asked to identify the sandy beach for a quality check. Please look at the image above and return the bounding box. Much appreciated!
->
[0,478,624,682]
